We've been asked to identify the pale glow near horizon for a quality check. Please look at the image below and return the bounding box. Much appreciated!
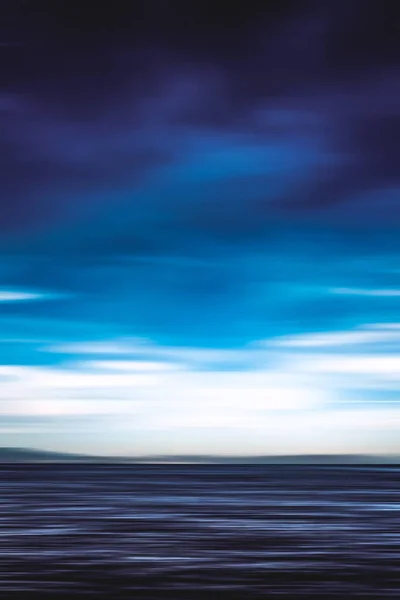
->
[1,322,399,456]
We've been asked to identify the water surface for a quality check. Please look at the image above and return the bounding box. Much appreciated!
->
[1,464,399,599]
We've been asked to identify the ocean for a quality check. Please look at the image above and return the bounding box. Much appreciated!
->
[1,464,399,599]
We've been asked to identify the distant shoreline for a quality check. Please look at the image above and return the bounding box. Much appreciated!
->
[1,448,399,465]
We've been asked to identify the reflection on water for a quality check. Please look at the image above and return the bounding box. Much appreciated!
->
[0,465,399,598]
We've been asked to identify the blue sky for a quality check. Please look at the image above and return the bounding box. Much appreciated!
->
[0,1,399,456]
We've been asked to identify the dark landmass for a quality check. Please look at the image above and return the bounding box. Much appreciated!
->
[1,447,399,464]
[0,447,97,462]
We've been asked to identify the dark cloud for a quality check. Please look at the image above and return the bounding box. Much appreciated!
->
[1,1,399,239]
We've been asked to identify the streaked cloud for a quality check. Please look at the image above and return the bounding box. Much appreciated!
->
[1,325,399,455]
[304,355,400,378]
[84,360,181,372]
[272,324,400,348]
[332,288,400,297]
[0,290,56,302]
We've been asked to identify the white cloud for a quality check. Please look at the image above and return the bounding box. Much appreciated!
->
[271,324,400,348]
[0,291,44,302]
[332,287,400,297]
[256,324,400,394]
[304,355,400,377]
[42,338,257,366]
[0,359,329,421]
[83,360,181,372]
[42,339,145,355]
[0,289,69,302]
[4,330,399,456]
[1,355,398,456]
[0,365,157,391]
[367,323,400,330]
[273,330,399,348]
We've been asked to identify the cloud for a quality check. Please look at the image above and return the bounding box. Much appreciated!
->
[332,288,400,297]
[44,339,149,356]
[0,329,398,455]
[368,323,400,330]
[43,339,261,370]
[2,4,399,239]
[0,291,42,302]
[305,355,400,378]
[2,327,399,410]
[272,324,400,348]
[84,360,180,372]
[0,340,329,417]
[0,290,60,302]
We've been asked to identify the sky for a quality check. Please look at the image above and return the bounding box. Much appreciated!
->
[0,1,399,457]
